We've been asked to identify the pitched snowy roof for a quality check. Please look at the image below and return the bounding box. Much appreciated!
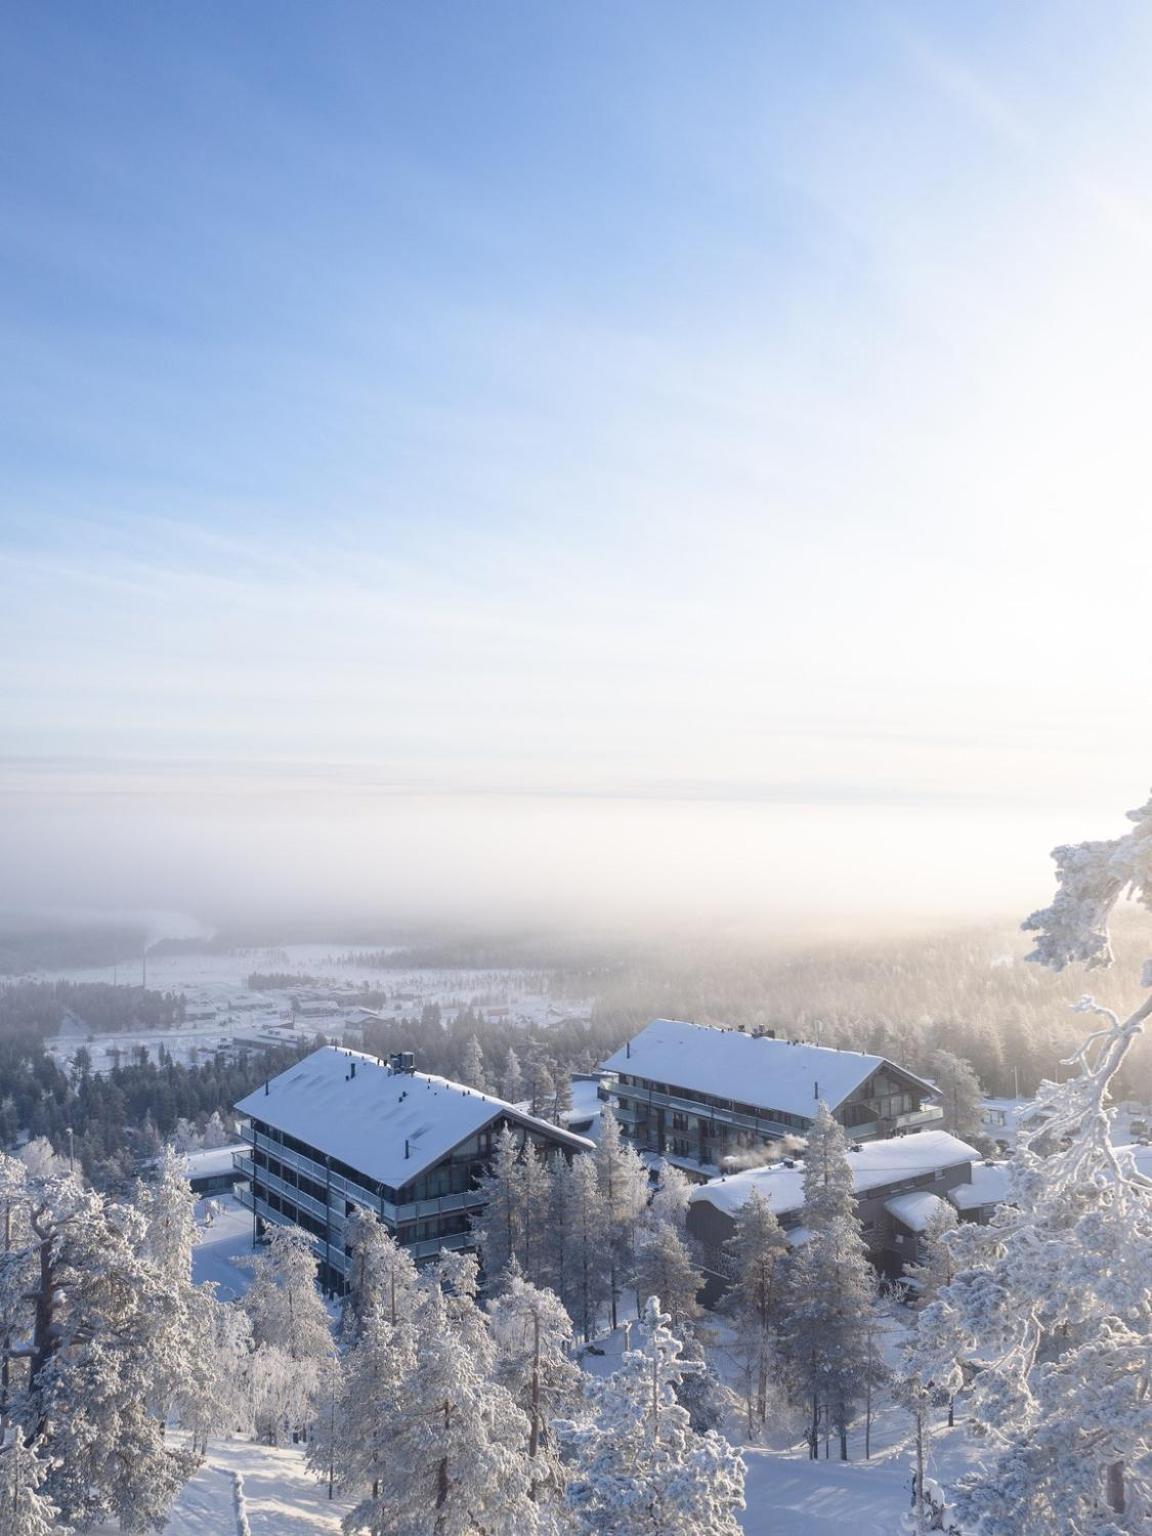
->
[601,1018,936,1118]
[885,1191,950,1233]
[235,1047,593,1189]
[689,1129,979,1219]
[947,1160,1013,1212]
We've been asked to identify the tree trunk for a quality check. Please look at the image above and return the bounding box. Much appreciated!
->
[529,1312,541,1460]
[1106,1459,1125,1516]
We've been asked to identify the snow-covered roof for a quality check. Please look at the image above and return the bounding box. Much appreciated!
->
[601,1019,936,1119]
[184,1145,246,1180]
[689,1130,979,1219]
[885,1191,949,1233]
[235,1047,593,1189]
[947,1160,1012,1212]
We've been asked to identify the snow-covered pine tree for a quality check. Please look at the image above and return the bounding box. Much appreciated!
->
[471,1125,524,1293]
[778,1101,882,1460]
[345,1281,539,1535]
[927,1048,986,1147]
[558,1296,745,1536]
[557,1153,610,1341]
[0,1154,209,1530]
[517,1141,554,1290]
[673,1324,730,1435]
[595,1109,650,1328]
[721,1187,788,1436]
[136,1146,225,1438]
[0,1431,61,1536]
[242,1226,334,1444]
[906,788,1152,1533]
[648,1160,693,1233]
[903,1199,958,1310]
[343,1207,419,1334]
[526,1053,555,1119]
[459,1034,491,1094]
[502,1047,525,1105]
[632,1218,703,1334]
[487,1270,583,1498]
[31,1196,199,1530]
[311,1310,417,1506]
[550,1070,573,1128]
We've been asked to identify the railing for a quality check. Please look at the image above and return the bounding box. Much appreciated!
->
[244,1188,473,1268]
[241,1128,486,1224]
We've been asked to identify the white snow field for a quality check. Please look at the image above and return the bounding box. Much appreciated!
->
[192,1193,255,1300]
[102,1438,352,1536]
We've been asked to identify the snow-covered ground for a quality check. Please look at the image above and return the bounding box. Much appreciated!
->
[96,1437,353,1536]
[193,1194,255,1300]
[23,942,593,1074]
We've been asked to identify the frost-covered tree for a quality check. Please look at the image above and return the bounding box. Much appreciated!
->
[343,1208,419,1333]
[312,1311,417,1506]
[517,1142,554,1290]
[526,1054,555,1119]
[346,1282,538,1535]
[459,1035,491,1095]
[633,1219,702,1333]
[595,1111,650,1328]
[928,1048,986,1147]
[648,1161,692,1233]
[903,1199,959,1311]
[907,788,1152,1533]
[472,1125,521,1290]
[673,1324,730,1435]
[555,1154,610,1341]
[558,1296,745,1536]
[0,1432,61,1536]
[0,1157,202,1531]
[721,1188,788,1435]
[502,1047,525,1105]
[243,1226,334,1443]
[488,1270,583,1498]
[778,1102,881,1460]
[550,1071,573,1127]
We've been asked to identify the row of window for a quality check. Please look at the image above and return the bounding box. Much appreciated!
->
[614,1078,809,1130]
[251,1118,398,1201]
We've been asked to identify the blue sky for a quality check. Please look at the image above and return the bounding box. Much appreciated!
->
[2,2,1151,927]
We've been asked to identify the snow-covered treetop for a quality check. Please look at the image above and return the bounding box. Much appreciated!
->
[1023,789,1152,981]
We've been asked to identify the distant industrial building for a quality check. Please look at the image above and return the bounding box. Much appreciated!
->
[600,1018,943,1176]
[233,1045,593,1289]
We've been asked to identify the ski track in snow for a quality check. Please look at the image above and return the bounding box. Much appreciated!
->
[154,1440,351,1536]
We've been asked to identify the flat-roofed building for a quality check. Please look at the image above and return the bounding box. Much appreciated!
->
[233,1045,593,1290]
[600,1018,942,1177]
[686,1128,980,1303]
